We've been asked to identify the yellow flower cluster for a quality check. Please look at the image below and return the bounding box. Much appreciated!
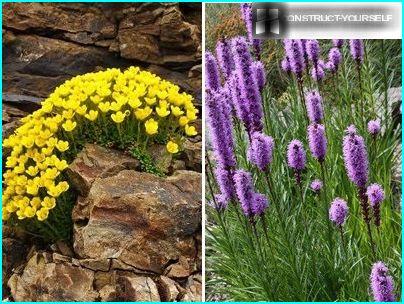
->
[3,67,198,222]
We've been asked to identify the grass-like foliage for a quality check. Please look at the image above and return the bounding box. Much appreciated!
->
[3,67,198,242]
[205,5,401,301]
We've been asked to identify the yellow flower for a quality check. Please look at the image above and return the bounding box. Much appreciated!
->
[62,109,75,120]
[135,107,152,121]
[26,166,39,177]
[36,208,49,221]
[21,137,35,149]
[30,197,42,209]
[166,141,179,154]
[76,105,87,115]
[54,159,68,171]
[98,102,111,113]
[46,137,58,148]
[145,97,157,106]
[62,120,77,132]
[185,125,197,136]
[41,197,56,209]
[111,111,126,124]
[43,167,60,180]
[26,182,39,196]
[24,206,36,218]
[16,209,26,220]
[56,140,69,152]
[156,106,170,117]
[171,106,184,117]
[178,116,189,127]
[145,118,158,135]
[85,110,99,121]
[186,109,198,121]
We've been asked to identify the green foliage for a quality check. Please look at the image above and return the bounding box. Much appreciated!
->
[206,40,402,301]
[131,146,165,178]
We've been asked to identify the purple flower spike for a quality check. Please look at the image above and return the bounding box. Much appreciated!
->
[305,90,324,123]
[283,39,305,79]
[329,198,349,226]
[345,124,357,135]
[287,139,306,171]
[306,39,321,63]
[211,193,229,211]
[281,57,291,73]
[215,166,236,202]
[368,119,381,136]
[326,47,342,73]
[310,179,323,193]
[332,39,344,48]
[205,51,221,91]
[233,170,256,217]
[252,61,266,91]
[206,89,236,168]
[307,123,327,162]
[367,183,385,207]
[342,128,369,188]
[349,39,364,63]
[252,193,269,216]
[247,132,274,171]
[216,38,234,80]
[370,261,395,302]
[311,60,325,81]
[232,36,263,133]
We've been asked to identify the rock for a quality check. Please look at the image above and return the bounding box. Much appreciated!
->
[181,140,202,172]
[79,258,111,272]
[156,276,180,301]
[73,169,201,274]
[117,275,160,301]
[8,252,99,302]
[66,144,140,195]
[148,143,173,174]
[180,274,202,302]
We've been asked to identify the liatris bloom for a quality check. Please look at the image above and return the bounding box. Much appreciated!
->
[281,57,291,73]
[287,140,306,171]
[215,166,236,202]
[233,169,255,217]
[240,3,261,59]
[342,127,369,188]
[252,193,269,216]
[205,51,221,91]
[329,198,349,226]
[206,89,236,168]
[283,39,305,79]
[370,261,396,302]
[232,36,263,133]
[332,39,344,48]
[349,39,364,63]
[326,47,342,73]
[306,39,320,63]
[367,183,385,227]
[211,193,229,211]
[228,71,250,126]
[346,124,357,135]
[252,61,266,91]
[368,119,381,136]
[311,60,325,81]
[247,131,274,171]
[307,123,327,162]
[310,179,323,193]
[305,90,324,123]
[216,38,234,80]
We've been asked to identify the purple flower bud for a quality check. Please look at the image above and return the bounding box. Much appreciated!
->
[287,139,306,171]
[215,166,236,202]
[332,39,344,48]
[210,193,229,211]
[307,123,327,162]
[232,36,263,133]
[367,183,385,208]
[206,89,236,168]
[228,71,250,126]
[205,51,221,91]
[349,39,364,63]
[342,128,369,187]
[367,119,381,135]
[310,179,323,193]
[281,57,291,73]
[252,193,269,216]
[329,198,349,226]
[306,39,320,63]
[252,61,266,91]
[233,169,255,217]
[311,60,325,81]
[327,47,342,73]
[216,38,234,80]
[370,261,395,302]
[305,90,324,123]
[284,39,305,78]
[247,131,274,171]
[240,3,261,58]
[345,124,357,135]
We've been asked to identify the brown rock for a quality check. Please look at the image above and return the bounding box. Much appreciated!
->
[79,258,111,272]
[156,276,180,301]
[181,140,202,172]
[67,144,140,195]
[8,253,99,302]
[180,274,202,302]
[117,275,160,301]
[73,169,201,274]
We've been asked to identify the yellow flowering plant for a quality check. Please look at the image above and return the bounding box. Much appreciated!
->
[3,67,198,241]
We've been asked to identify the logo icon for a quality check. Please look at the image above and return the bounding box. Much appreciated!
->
[253,3,287,38]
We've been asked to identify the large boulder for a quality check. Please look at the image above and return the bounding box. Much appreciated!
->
[73,169,201,275]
